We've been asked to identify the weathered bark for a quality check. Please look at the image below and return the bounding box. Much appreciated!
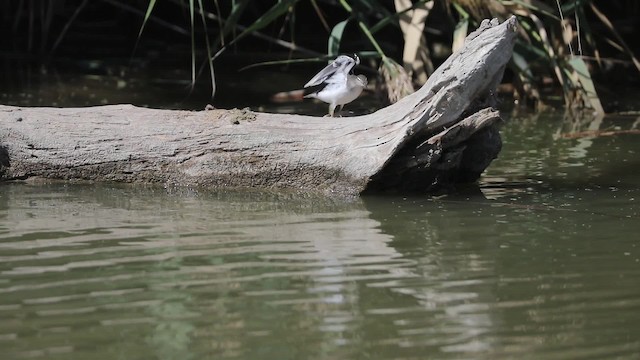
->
[0,17,517,196]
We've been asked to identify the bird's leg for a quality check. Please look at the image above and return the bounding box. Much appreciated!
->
[327,103,337,117]
[337,105,344,117]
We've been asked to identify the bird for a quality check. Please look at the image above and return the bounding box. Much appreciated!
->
[304,54,368,117]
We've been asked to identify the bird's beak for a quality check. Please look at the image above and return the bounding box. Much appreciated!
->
[353,54,360,65]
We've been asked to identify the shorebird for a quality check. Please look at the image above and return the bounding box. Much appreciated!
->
[304,54,367,117]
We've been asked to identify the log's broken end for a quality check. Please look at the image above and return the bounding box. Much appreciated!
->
[363,109,503,194]
[359,16,517,194]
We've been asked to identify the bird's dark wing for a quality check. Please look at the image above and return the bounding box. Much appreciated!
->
[302,82,328,98]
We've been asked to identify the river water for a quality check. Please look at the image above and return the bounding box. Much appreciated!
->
[1,109,640,359]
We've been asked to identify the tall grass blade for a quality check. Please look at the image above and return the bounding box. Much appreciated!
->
[555,0,574,55]
[518,11,566,87]
[49,0,89,57]
[569,56,604,114]
[221,0,250,45]
[137,0,157,39]
[589,3,640,72]
[212,0,298,60]
[329,19,349,57]
[213,0,224,45]
[511,52,535,82]
[452,16,468,53]
[338,0,413,101]
[189,0,196,88]
[371,0,430,33]
[310,0,330,32]
[358,0,395,18]
[338,0,385,58]
[234,0,298,45]
[510,0,560,20]
[105,0,189,36]
[239,51,379,71]
[130,0,159,58]
[198,0,216,98]
[395,0,432,82]
[451,1,475,53]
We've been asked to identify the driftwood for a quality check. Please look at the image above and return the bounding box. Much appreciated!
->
[0,17,517,196]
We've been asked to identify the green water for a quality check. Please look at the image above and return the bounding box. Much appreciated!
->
[1,111,640,359]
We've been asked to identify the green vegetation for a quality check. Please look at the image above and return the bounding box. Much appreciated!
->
[142,0,640,113]
[2,0,638,113]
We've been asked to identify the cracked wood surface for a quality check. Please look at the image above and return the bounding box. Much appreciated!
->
[0,17,517,195]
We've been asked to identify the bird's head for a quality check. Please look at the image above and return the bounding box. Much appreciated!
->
[333,54,358,67]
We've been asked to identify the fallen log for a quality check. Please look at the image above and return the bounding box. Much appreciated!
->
[0,17,517,196]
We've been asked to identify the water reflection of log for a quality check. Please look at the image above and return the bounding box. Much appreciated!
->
[0,18,517,196]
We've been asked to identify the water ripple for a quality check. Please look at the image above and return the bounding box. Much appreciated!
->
[1,183,640,359]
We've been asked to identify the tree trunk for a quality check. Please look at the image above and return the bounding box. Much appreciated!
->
[0,17,517,196]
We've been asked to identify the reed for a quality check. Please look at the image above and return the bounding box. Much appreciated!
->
[2,0,637,112]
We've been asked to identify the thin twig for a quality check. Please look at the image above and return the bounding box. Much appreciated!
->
[555,0,573,56]
[48,0,89,60]
[101,0,189,36]
[165,0,321,57]
[575,0,582,55]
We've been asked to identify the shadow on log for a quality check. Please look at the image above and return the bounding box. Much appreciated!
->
[0,17,517,196]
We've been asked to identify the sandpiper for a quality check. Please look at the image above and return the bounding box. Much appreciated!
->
[304,54,368,117]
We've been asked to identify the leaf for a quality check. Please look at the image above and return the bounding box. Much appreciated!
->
[212,0,299,61]
[561,0,593,14]
[137,0,157,39]
[337,0,385,58]
[240,57,330,72]
[238,51,380,71]
[371,0,430,33]
[589,2,640,72]
[569,56,604,114]
[518,12,565,87]
[395,0,413,35]
[310,0,330,32]
[511,51,534,82]
[574,5,600,63]
[510,0,560,20]
[234,0,298,45]
[329,19,349,57]
[220,0,250,44]
[198,0,216,98]
[452,16,468,53]
[190,0,196,87]
[49,0,88,56]
[358,0,394,18]
[396,0,432,79]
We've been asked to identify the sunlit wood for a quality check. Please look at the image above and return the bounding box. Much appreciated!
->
[0,17,517,196]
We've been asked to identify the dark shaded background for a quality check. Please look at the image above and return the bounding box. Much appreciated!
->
[1,0,638,111]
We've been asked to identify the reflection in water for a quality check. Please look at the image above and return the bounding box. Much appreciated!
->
[0,185,408,359]
[1,111,640,359]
